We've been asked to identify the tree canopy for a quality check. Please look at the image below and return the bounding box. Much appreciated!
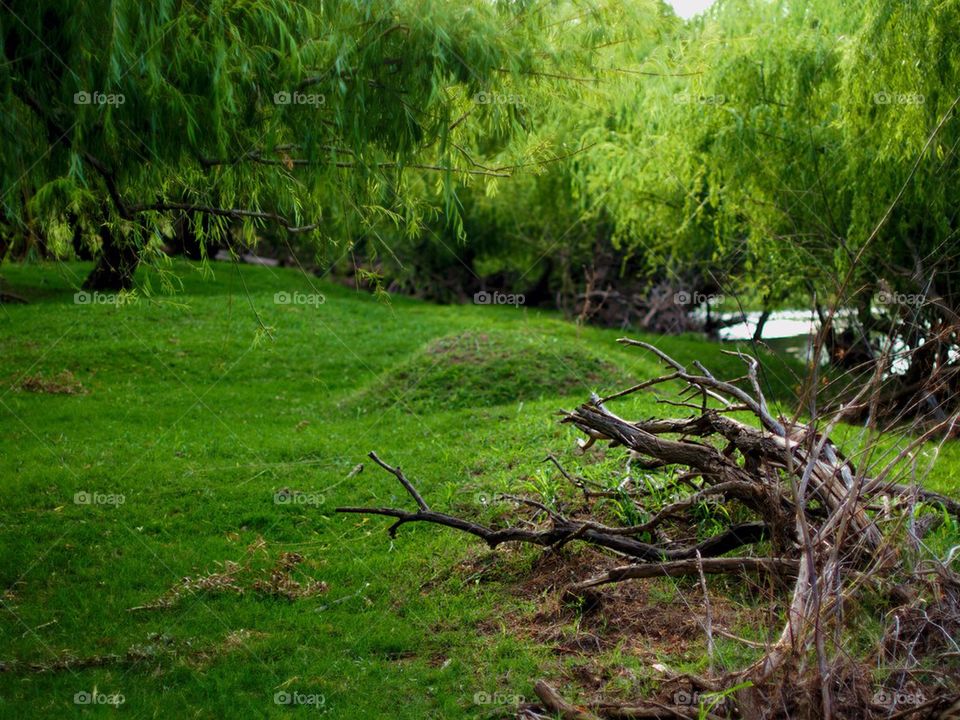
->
[1,0,655,286]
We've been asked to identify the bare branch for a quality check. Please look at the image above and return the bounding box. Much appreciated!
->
[367,451,429,511]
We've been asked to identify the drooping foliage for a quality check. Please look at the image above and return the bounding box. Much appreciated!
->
[0,0,655,287]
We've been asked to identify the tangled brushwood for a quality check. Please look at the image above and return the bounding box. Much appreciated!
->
[338,339,960,719]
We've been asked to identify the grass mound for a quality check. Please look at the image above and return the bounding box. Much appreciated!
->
[346,330,628,413]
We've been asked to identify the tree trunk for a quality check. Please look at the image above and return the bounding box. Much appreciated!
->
[752,308,771,341]
[69,213,93,260]
[82,226,140,291]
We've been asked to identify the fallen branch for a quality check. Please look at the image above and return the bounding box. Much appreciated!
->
[338,339,960,718]
[566,557,800,595]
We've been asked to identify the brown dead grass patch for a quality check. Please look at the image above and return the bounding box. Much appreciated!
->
[17,370,86,395]
[129,537,328,611]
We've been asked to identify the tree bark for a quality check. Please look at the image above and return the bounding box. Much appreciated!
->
[82,225,140,291]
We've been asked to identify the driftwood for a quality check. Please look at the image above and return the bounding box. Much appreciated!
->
[338,338,960,719]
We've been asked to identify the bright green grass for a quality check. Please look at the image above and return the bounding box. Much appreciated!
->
[0,261,956,719]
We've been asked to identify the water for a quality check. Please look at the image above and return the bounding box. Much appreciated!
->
[717,309,819,341]
[710,307,956,374]
[712,308,829,364]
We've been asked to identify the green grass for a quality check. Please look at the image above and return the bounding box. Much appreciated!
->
[0,261,957,719]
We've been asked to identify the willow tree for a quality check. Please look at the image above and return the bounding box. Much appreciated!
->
[555,0,861,312]
[312,0,667,305]
[0,0,637,290]
[834,0,960,421]
[352,0,675,308]
[532,0,959,420]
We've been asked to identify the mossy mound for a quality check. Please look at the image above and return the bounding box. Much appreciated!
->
[346,330,627,413]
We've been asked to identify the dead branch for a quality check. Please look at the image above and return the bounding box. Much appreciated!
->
[339,338,960,718]
[567,557,800,595]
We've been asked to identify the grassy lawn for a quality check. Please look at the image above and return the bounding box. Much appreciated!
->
[1,261,957,718]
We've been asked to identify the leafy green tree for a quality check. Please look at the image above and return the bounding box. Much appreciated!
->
[834,0,960,416]
[363,0,670,308]
[2,0,635,289]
